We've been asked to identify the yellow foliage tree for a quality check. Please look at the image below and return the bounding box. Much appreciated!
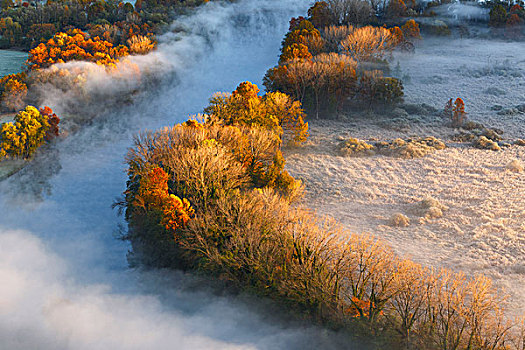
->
[0,106,49,160]
[205,82,309,146]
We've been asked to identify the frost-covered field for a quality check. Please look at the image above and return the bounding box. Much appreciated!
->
[0,50,26,77]
[287,37,525,317]
[399,37,525,137]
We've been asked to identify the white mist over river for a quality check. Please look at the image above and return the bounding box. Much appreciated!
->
[0,1,355,349]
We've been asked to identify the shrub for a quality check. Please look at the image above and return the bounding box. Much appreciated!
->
[337,137,375,156]
[358,71,404,107]
[374,137,445,158]
[390,213,410,227]
[506,159,523,172]
[473,136,501,151]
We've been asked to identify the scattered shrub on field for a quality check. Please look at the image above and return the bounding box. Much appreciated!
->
[473,136,501,151]
[514,139,525,146]
[337,137,375,156]
[506,159,523,172]
[412,196,448,222]
[390,212,410,227]
[337,136,445,159]
[374,137,445,158]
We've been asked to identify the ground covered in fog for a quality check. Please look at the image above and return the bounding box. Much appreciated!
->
[286,36,525,317]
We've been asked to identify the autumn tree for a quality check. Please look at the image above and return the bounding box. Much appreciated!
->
[281,19,324,58]
[27,30,129,70]
[308,1,332,28]
[132,167,194,235]
[0,78,27,112]
[401,19,421,40]
[452,97,466,127]
[0,106,49,160]
[322,24,355,52]
[205,82,309,145]
[340,26,394,63]
[279,43,312,64]
[39,106,60,141]
[127,35,156,54]
[388,26,405,46]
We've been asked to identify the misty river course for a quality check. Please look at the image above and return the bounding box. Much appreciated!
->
[0,1,354,349]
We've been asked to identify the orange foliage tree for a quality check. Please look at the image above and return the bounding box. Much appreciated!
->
[133,167,194,235]
[27,30,129,70]
[452,97,466,127]
[401,19,421,40]
[0,77,27,112]
[39,106,60,142]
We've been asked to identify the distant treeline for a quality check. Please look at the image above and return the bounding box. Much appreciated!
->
[0,0,206,50]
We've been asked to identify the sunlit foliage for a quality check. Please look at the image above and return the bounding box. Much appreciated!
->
[0,106,49,160]
[123,110,525,350]
[127,35,156,55]
[340,26,394,63]
[0,75,27,111]
[132,167,194,234]
[27,30,129,70]
[205,81,309,145]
